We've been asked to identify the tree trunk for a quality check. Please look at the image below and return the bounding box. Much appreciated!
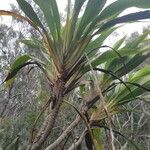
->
[28,78,65,150]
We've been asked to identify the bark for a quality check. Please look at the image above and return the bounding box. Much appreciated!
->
[68,130,86,150]
[45,95,100,150]
[28,78,65,150]
[45,116,81,150]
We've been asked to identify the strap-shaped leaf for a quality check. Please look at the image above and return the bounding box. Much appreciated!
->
[88,31,149,70]
[50,0,61,37]
[85,27,117,56]
[117,81,150,105]
[111,67,150,105]
[102,53,149,82]
[103,56,128,80]
[113,36,126,50]
[93,68,134,99]
[96,10,150,34]
[21,38,42,49]
[129,66,150,82]
[115,53,150,78]
[16,0,44,29]
[95,0,150,25]
[0,10,39,31]
[121,31,149,49]
[89,49,133,70]
[126,82,150,92]
[75,0,106,40]
[34,0,61,41]
[4,55,47,86]
[65,0,86,46]
[5,55,31,82]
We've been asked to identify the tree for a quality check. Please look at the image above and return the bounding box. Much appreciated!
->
[0,0,150,149]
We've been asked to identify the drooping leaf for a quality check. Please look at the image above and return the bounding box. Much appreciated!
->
[5,55,32,82]
[88,49,133,71]
[86,31,149,71]
[110,68,150,105]
[103,56,129,80]
[10,55,31,72]
[117,81,150,105]
[115,53,150,78]
[93,67,134,98]
[0,10,39,30]
[101,52,149,84]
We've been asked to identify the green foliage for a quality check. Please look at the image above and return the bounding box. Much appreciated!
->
[4,55,31,87]
[21,38,43,49]
[16,0,44,28]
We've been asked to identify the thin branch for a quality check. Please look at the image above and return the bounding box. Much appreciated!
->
[45,116,81,150]
[68,130,86,150]
[30,97,52,143]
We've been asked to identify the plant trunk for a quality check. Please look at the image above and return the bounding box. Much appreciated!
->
[28,78,65,150]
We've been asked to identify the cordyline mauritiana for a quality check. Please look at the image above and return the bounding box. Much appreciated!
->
[0,0,150,149]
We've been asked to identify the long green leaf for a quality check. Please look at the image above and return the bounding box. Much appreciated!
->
[122,31,149,50]
[115,53,150,78]
[96,10,150,34]
[16,0,44,29]
[103,56,128,80]
[96,0,150,24]
[89,49,133,71]
[129,65,150,82]
[93,68,134,98]
[5,55,31,82]
[85,27,117,56]
[9,55,31,73]
[102,53,150,87]
[65,0,86,49]
[111,71,150,105]
[21,38,42,49]
[117,81,150,105]
[75,0,106,40]
[113,36,126,50]
[87,31,149,70]
[34,0,61,40]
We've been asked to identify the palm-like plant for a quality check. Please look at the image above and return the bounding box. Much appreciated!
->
[0,0,150,149]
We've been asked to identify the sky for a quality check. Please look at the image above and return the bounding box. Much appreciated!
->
[0,0,149,38]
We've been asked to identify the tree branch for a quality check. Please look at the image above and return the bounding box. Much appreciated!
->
[45,116,81,150]
[68,130,86,150]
